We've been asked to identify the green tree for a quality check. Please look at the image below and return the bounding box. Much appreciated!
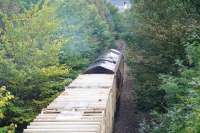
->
[0,0,118,132]
[140,31,200,133]
[126,0,199,111]
[0,86,15,133]
[0,86,13,119]
[125,0,200,132]
[0,1,69,131]
[57,0,114,72]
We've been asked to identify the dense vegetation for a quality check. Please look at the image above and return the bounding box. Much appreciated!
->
[0,0,113,132]
[1,0,200,132]
[124,0,200,132]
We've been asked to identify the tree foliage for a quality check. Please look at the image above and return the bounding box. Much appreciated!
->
[0,0,69,132]
[0,86,13,119]
[0,0,115,132]
[124,0,200,132]
[57,0,114,72]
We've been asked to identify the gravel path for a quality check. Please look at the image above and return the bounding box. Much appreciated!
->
[113,40,141,133]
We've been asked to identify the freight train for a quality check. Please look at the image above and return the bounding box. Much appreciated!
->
[23,49,124,133]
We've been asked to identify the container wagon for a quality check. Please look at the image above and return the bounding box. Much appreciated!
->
[23,49,124,133]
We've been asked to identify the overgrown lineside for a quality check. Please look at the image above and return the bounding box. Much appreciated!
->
[124,0,200,132]
[0,0,114,132]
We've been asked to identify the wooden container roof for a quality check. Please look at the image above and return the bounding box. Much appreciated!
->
[24,74,115,133]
